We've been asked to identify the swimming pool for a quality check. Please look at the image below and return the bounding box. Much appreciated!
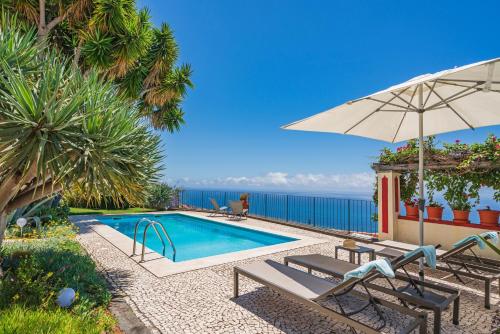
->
[97,213,297,262]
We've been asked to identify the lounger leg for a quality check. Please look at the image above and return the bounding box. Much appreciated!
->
[419,314,428,334]
[233,270,239,298]
[452,295,459,325]
[433,310,441,334]
[485,279,491,309]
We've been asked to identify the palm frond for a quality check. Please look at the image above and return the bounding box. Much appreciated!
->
[0,22,161,208]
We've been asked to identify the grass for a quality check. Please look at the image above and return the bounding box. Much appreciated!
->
[69,207,156,215]
[0,237,116,333]
[0,305,115,334]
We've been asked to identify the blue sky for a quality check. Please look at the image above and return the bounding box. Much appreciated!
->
[139,0,499,193]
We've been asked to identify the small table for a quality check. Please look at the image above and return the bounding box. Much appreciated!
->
[335,245,375,264]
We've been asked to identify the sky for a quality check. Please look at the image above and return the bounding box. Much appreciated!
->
[138,0,500,194]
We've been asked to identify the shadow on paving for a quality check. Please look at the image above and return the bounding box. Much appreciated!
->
[231,286,419,334]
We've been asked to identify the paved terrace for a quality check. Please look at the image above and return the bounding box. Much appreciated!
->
[75,211,499,334]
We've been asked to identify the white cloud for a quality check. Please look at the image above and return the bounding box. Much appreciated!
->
[167,171,375,191]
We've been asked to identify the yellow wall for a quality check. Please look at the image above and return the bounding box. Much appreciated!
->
[396,218,500,260]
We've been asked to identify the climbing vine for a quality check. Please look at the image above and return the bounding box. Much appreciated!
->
[373,134,500,209]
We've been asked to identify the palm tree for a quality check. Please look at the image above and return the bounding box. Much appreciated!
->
[0,19,161,246]
[3,0,193,131]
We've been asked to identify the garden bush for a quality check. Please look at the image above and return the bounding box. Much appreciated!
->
[0,238,114,333]
[147,183,180,210]
[5,198,74,240]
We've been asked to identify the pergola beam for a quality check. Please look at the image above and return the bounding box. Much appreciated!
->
[372,161,499,172]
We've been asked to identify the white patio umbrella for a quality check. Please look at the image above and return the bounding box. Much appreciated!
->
[282,58,500,279]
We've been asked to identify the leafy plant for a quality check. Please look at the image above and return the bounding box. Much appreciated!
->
[147,183,180,210]
[426,172,442,208]
[436,174,479,211]
[374,135,499,209]
[0,21,161,247]
[0,238,112,316]
[3,0,193,131]
[400,172,419,205]
[0,237,115,333]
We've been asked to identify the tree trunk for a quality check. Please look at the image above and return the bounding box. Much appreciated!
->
[0,211,7,277]
[72,38,83,69]
[37,0,47,44]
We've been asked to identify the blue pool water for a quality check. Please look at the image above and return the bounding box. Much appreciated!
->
[98,213,296,262]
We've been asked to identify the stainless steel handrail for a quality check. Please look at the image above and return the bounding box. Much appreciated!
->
[132,218,153,256]
[139,220,177,263]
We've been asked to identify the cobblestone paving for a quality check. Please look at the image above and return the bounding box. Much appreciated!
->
[76,213,499,334]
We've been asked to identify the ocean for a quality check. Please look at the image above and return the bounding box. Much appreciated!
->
[178,188,498,234]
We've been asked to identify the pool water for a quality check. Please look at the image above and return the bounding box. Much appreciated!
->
[97,214,297,262]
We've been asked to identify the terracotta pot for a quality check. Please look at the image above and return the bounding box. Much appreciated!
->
[452,209,470,223]
[405,204,419,218]
[478,210,500,227]
[426,206,443,221]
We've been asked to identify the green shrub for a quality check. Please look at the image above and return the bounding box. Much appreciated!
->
[147,183,179,210]
[0,305,115,334]
[0,239,112,319]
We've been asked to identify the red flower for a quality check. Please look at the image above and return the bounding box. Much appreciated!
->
[496,143,500,150]
[492,136,497,141]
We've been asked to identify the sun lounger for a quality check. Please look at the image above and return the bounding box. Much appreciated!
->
[209,198,228,217]
[228,201,247,220]
[375,233,500,309]
[284,247,460,334]
[233,259,428,334]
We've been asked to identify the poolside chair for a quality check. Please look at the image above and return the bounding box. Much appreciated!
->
[375,233,500,309]
[228,201,246,220]
[284,247,460,334]
[234,259,428,334]
[209,198,228,217]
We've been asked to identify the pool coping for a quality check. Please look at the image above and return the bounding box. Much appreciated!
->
[72,211,328,277]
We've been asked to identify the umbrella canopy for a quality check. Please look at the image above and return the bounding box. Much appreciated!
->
[283,58,500,143]
[282,58,500,280]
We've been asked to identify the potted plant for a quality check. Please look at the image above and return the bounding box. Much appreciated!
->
[478,206,500,227]
[400,172,418,218]
[404,198,419,218]
[425,184,443,221]
[441,175,479,224]
[426,200,443,221]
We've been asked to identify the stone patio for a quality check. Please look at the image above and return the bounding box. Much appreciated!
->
[75,211,499,334]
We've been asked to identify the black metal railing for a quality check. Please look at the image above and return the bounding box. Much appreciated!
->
[178,189,377,235]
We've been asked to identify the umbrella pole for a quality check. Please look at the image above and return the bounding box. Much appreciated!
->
[418,84,425,282]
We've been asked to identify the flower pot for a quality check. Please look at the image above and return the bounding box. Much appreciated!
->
[452,209,470,223]
[426,206,443,221]
[405,204,419,218]
[478,210,500,227]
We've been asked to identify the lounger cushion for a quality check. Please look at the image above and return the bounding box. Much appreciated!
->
[376,247,406,259]
[236,260,336,300]
[285,254,358,276]
[375,240,447,256]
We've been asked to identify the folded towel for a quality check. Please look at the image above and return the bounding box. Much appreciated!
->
[453,235,487,250]
[403,245,436,270]
[480,231,499,244]
[343,258,395,282]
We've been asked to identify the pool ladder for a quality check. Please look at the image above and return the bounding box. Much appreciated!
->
[132,218,176,262]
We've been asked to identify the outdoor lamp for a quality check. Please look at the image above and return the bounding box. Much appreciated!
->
[16,218,27,237]
[57,288,76,308]
[16,217,27,228]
